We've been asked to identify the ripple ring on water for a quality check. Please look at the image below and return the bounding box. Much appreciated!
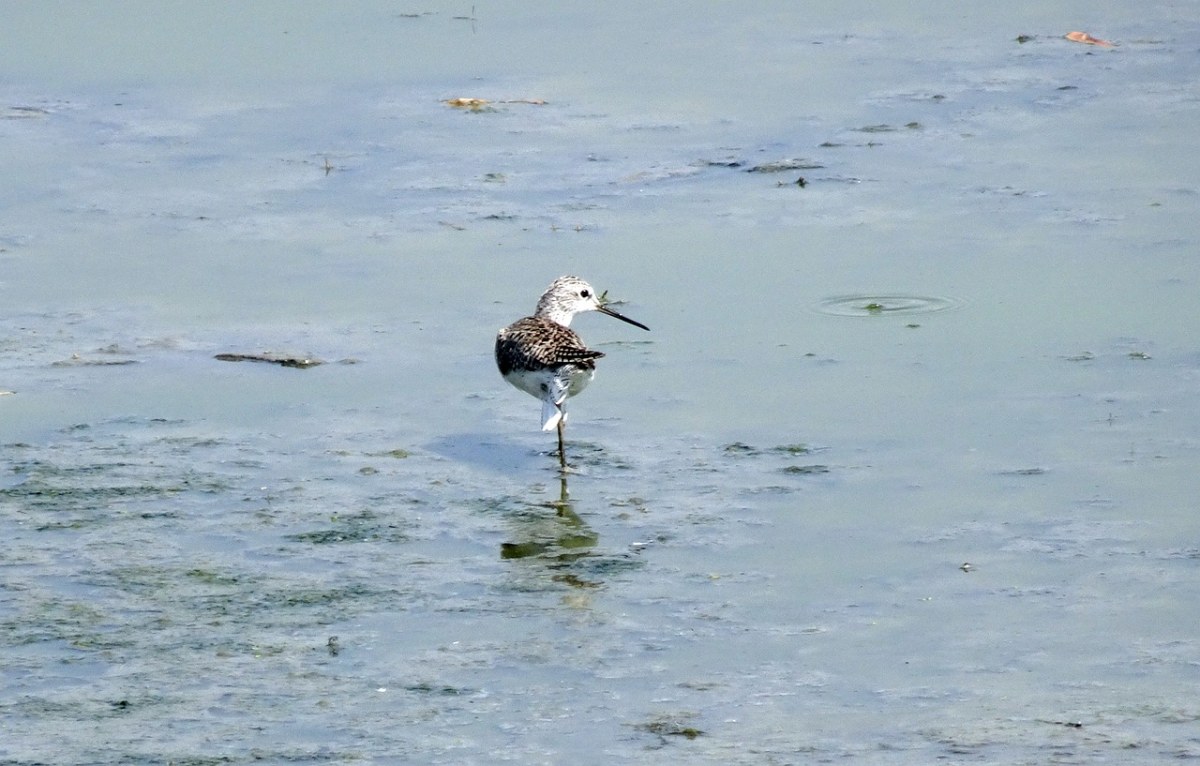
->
[813,294,965,317]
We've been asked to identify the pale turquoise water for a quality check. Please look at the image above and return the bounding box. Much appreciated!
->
[2,2,1199,763]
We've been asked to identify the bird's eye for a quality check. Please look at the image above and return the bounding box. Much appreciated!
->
[580,289,590,298]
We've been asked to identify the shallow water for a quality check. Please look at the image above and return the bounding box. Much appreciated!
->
[3,2,1200,763]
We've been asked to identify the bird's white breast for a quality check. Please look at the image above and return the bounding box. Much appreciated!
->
[503,366,595,402]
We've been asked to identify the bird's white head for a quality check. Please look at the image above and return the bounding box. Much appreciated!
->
[534,276,602,326]
[533,275,650,331]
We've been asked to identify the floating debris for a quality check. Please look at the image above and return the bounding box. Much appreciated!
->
[2,106,51,119]
[633,715,705,742]
[746,158,824,173]
[774,444,811,455]
[1038,718,1084,728]
[361,448,411,460]
[1000,467,1047,476]
[1065,31,1115,47]
[51,354,138,367]
[444,97,491,110]
[782,464,830,475]
[404,682,470,696]
[443,97,547,110]
[214,353,323,369]
[722,442,759,455]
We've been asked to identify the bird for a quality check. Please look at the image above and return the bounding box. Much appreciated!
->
[495,275,649,469]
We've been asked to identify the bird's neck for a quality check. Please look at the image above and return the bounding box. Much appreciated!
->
[536,308,574,327]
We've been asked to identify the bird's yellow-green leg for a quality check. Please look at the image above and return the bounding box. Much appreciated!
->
[557,417,567,470]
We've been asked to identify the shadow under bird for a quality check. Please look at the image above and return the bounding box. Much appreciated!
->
[495,275,649,469]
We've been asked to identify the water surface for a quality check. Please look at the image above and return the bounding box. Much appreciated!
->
[2,2,1199,763]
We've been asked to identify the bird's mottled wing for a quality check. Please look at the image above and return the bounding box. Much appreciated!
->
[495,317,605,375]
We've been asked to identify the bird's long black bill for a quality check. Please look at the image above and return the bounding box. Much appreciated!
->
[597,305,650,331]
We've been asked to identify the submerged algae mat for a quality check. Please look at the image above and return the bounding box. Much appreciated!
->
[3,403,1199,763]
[0,410,806,762]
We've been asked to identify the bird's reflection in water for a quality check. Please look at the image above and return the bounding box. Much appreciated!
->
[500,475,598,571]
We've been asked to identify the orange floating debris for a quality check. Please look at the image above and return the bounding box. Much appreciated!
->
[444,97,491,109]
[1065,31,1115,47]
[443,97,546,110]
